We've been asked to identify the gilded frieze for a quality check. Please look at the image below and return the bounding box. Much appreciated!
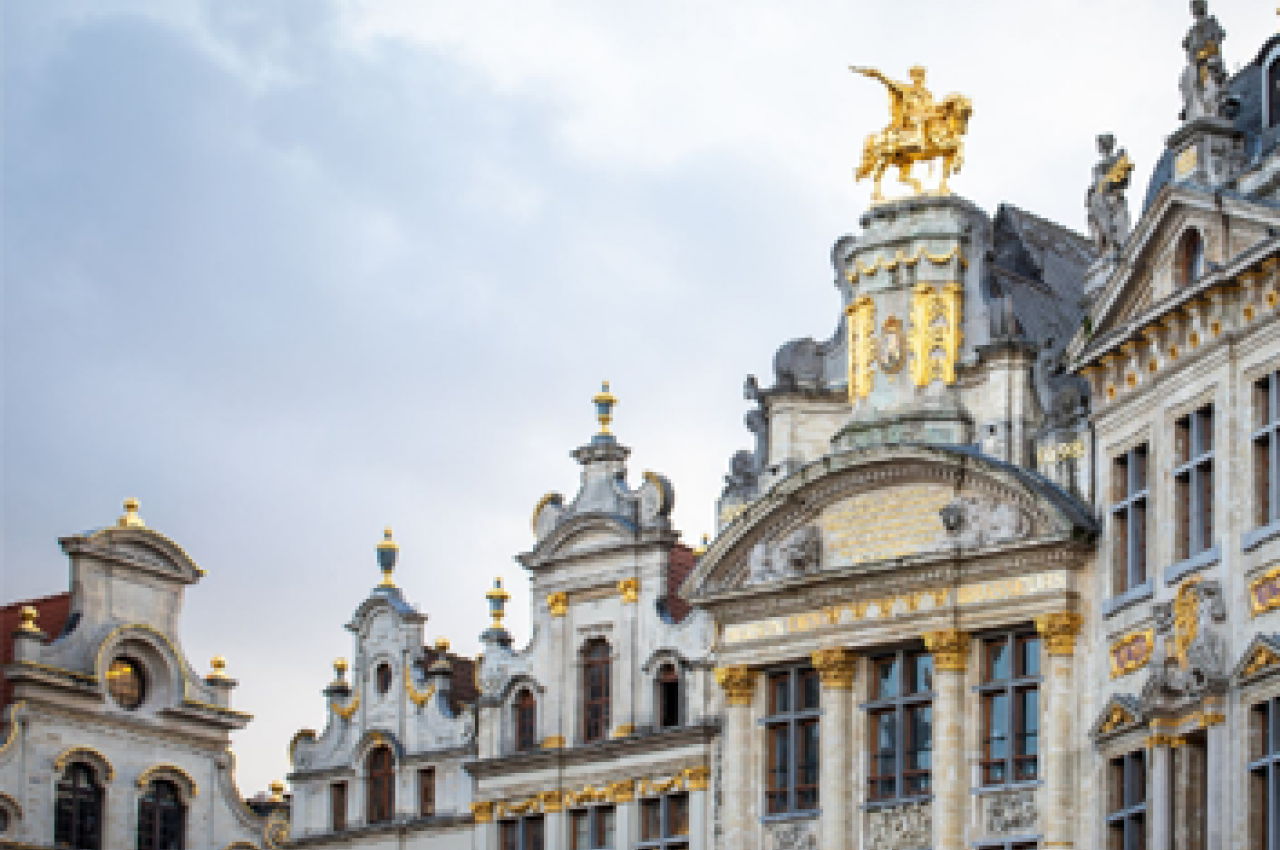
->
[846,296,876,401]
[819,483,951,566]
[909,281,962,386]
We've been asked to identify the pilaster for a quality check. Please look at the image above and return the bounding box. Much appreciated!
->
[1149,740,1175,850]
[923,629,970,850]
[715,665,758,850]
[1035,612,1083,849]
[812,647,857,850]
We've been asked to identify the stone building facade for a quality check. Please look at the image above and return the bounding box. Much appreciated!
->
[0,500,279,850]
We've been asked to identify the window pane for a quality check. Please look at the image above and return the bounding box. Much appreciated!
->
[525,816,544,850]
[1133,445,1148,492]
[572,811,589,850]
[1125,752,1146,808]
[801,669,820,710]
[1176,415,1191,465]
[871,710,897,798]
[1197,407,1213,454]
[767,725,790,813]
[1019,637,1041,678]
[988,639,1011,682]
[641,800,661,841]
[1113,453,1131,503]
[769,673,790,714]
[598,806,615,849]
[798,720,820,810]
[500,822,519,850]
[667,794,689,836]
[876,657,899,699]
[906,704,932,795]
[909,653,933,694]
[1017,689,1039,756]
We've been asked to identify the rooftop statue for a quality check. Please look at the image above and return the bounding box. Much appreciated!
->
[1179,0,1228,121]
[1086,133,1134,257]
[851,65,973,202]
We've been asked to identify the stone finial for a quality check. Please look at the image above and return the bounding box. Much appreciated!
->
[207,655,230,681]
[434,636,450,652]
[693,534,709,557]
[714,665,758,705]
[268,781,286,803]
[811,647,858,689]
[547,592,569,617]
[592,381,618,440]
[332,658,349,686]
[376,527,399,588]
[17,606,41,634]
[486,577,510,629]
[117,497,146,528]
[1035,612,1085,656]
[617,578,640,604]
[923,629,972,672]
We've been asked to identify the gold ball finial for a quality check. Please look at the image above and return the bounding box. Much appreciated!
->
[434,637,451,652]
[17,606,41,634]
[485,576,511,629]
[117,497,146,528]
[268,780,285,803]
[208,655,229,680]
[592,381,618,437]
[333,658,349,680]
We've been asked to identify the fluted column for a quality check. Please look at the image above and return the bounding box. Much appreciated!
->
[924,629,971,850]
[811,647,857,850]
[1035,612,1084,849]
[715,665,758,850]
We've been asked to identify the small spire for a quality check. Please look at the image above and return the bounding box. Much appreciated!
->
[485,577,510,629]
[208,655,229,681]
[592,381,618,439]
[117,497,146,529]
[17,606,41,634]
[332,658,349,686]
[376,527,399,588]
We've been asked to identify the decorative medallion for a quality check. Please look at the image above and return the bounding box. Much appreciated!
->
[1251,566,1280,617]
[879,316,905,373]
[1110,629,1155,678]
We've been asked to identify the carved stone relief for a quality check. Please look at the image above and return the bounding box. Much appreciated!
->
[984,787,1038,835]
[764,819,818,850]
[747,525,822,585]
[865,800,931,850]
[941,495,1030,547]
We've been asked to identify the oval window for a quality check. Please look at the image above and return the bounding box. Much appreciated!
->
[106,657,146,710]
[376,663,393,695]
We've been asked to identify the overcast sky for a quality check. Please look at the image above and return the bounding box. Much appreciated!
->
[2,0,1272,798]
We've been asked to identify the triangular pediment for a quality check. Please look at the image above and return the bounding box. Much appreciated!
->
[683,444,1094,601]
[1089,694,1144,741]
[1233,633,1280,683]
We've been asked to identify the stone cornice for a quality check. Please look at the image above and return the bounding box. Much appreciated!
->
[286,814,474,848]
[463,722,718,780]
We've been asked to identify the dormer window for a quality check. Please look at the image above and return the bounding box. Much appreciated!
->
[106,656,146,710]
[581,639,612,744]
[376,663,393,695]
[515,689,538,751]
[656,664,681,729]
[1177,228,1205,288]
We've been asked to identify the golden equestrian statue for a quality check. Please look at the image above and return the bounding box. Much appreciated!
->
[850,65,973,201]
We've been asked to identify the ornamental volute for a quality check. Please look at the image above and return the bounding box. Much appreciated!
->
[714,665,757,705]
[923,629,971,672]
[810,647,857,689]
[1034,612,1085,656]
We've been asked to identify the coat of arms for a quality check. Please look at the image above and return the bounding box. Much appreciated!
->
[879,317,904,373]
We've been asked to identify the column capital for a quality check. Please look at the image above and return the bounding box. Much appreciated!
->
[810,647,857,689]
[714,665,757,705]
[923,628,971,672]
[471,801,495,823]
[1035,612,1084,656]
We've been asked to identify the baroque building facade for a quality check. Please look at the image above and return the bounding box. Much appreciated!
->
[6,4,1280,850]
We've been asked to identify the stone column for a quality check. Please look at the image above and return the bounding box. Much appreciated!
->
[470,802,496,850]
[924,629,971,850]
[1204,711,1226,850]
[1035,612,1084,849]
[685,765,711,850]
[1148,739,1175,850]
[811,647,857,850]
[715,665,758,850]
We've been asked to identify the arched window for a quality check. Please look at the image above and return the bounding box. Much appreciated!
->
[54,763,103,850]
[656,663,681,729]
[366,746,395,824]
[1177,228,1205,288]
[515,689,538,751]
[375,663,393,695]
[581,639,612,744]
[137,780,185,850]
[1270,58,1280,128]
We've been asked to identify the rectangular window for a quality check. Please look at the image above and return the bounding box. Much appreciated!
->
[1175,405,1214,561]
[865,648,933,802]
[980,632,1042,787]
[418,768,435,817]
[500,816,545,850]
[330,782,347,832]
[763,666,820,815]
[636,793,689,849]
[1111,444,1149,593]
[1255,372,1280,529]
[1250,697,1280,850]
[1106,751,1147,850]
[570,806,615,850]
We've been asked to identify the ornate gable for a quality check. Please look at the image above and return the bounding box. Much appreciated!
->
[1089,694,1145,741]
[1234,633,1280,683]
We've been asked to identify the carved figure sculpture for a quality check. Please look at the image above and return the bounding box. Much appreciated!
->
[852,65,973,200]
[1179,0,1228,121]
[777,525,822,574]
[1086,133,1134,256]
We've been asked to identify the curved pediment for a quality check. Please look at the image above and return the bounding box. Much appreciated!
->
[63,526,204,584]
[346,587,425,633]
[521,513,641,568]
[684,444,1094,601]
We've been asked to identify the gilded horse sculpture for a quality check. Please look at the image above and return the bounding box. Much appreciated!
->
[851,65,973,201]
